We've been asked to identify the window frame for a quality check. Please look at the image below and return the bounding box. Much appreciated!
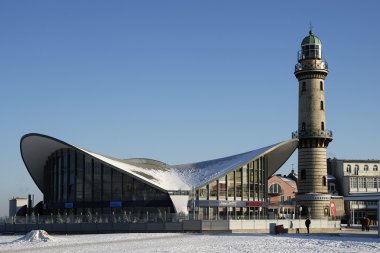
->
[302,82,306,92]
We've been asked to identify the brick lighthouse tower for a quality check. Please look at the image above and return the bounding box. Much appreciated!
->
[293,29,333,219]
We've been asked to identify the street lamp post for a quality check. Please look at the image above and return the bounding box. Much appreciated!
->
[299,206,302,230]
[259,207,262,220]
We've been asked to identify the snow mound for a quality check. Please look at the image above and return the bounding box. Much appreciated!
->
[19,230,55,242]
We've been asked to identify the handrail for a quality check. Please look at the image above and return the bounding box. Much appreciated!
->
[295,60,328,72]
[292,130,333,139]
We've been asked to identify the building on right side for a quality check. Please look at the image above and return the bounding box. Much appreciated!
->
[328,158,380,225]
[292,29,333,219]
[9,197,28,217]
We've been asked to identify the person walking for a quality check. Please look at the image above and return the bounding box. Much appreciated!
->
[361,217,366,231]
[365,217,370,231]
[305,217,311,234]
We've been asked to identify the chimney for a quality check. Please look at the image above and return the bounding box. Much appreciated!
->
[28,194,32,215]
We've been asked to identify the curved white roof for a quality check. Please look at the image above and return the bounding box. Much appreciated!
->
[20,133,298,193]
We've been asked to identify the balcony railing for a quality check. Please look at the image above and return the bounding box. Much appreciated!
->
[295,60,328,72]
[292,130,333,139]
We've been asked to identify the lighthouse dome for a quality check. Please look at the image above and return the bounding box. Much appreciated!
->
[301,30,322,46]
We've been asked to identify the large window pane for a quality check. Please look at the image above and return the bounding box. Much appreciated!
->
[57,154,62,201]
[154,188,167,200]
[76,153,84,201]
[260,158,265,201]
[68,150,76,202]
[235,168,242,199]
[218,176,226,200]
[249,163,254,199]
[242,165,249,200]
[198,186,207,200]
[254,160,259,201]
[103,165,111,200]
[84,156,93,201]
[227,171,234,199]
[53,154,58,201]
[44,163,49,202]
[112,170,122,200]
[62,150,68,202]
[93,161,102,201]
[134,179,145,200]
[122,174,133,201]
[145,185,157,200]
[209,181,217,200]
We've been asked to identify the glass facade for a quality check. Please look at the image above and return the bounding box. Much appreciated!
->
[349,176,380,192]
[41,148,271,220]
[301,44,321,59]
[43,148,173,216]
[192,156,268,220]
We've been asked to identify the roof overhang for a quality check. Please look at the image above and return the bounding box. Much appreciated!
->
[20,133,73,192]
[20,133,175,193]
[21,133,298,194]
[265,139,299,177]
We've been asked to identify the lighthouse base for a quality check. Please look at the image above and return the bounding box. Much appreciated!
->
[296,193,332,219]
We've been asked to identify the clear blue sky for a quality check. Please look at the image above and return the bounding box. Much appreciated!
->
[1,1,379,216]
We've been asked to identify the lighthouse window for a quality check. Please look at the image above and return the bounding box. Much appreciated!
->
[321,122,325,130]
[320,101,324,110]
[302,82,306,91]
[320,81,324,90]
[301,169,306,180]
[301,122,306,131]
[322,176,326,186]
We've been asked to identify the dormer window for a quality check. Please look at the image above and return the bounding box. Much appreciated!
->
[354,165,359,175]
[346,165,352,173]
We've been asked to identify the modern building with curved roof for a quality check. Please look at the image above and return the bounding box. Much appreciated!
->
[21,133,297,220]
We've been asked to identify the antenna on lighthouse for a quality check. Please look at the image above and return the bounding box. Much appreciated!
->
[309,22,314,34]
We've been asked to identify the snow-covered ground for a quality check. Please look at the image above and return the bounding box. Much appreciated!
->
[0,230,379,253]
